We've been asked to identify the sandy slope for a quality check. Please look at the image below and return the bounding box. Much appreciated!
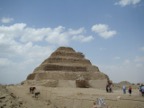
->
[1,85,144,108]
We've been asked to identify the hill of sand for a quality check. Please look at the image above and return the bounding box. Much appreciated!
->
[1,84,144,108]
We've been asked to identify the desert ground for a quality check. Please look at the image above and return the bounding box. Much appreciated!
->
[0,84,144,108]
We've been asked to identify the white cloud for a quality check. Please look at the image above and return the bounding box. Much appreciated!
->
[21,27,51,43]
[0,23,92,45]
[91,24,117,39]
[0,17,14,23]
[115,0,141,7]
[72,35,94,42]
[0,23,94,84]
[68,28,85,35]
[81,36,94,42]
[0,23,93,58]
[44,26,69,45]
[68,27,94,42]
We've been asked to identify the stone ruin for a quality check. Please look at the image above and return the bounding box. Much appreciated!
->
[24,46,109,88]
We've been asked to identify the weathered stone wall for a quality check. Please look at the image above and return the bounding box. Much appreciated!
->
[42,57,91,65]
[34,64,88,72]
[27,71,107,81]
[87,65,100,72]
[43,64,87,72]
[50,52,85,59]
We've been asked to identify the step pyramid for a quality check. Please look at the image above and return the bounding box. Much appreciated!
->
[25,47,109,88]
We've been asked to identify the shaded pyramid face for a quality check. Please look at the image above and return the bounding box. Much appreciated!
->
[26,47,109,87]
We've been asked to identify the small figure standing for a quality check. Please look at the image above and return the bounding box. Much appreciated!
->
[140,84,144,96]
[122,85,126,94]
[139,84,142,95]
[109,84,113,93]
[106,84,109,93]
[128,86,132,96]
[106,80,113,93]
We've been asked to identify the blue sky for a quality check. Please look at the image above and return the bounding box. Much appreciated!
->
[0,0,144,84]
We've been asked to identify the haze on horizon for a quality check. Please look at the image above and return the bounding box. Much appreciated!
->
[0,0,144,84]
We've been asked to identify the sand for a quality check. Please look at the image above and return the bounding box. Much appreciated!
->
[0,85,144,108]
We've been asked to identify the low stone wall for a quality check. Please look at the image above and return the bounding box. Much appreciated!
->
[89,79,107,89]
[24,79,107,89]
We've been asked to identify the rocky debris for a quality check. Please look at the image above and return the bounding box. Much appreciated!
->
[76,80,90,88]
[0,85,26,108]
[76,75,90,88]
